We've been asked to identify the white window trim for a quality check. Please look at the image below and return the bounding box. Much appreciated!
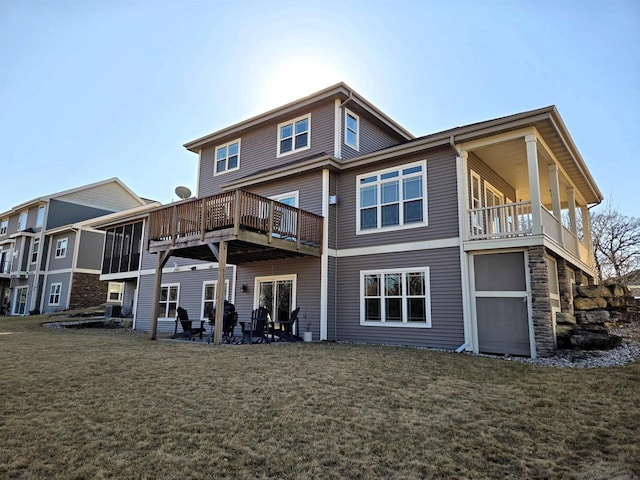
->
[277,113,311,158]
[253,274,297,310]
[269,190,299,207]
[31,237,40,264]
[18,211,28,231]
[158,283,180,321]
[201,280,230,320]
[48,282,62,306]
[469,169,483,235]
[213,138,241,176]
[484,180,504,207]
[355,160,428,235]
[1,218,8,235]
[344,108,360,151]
[360,266,432,328]
[36,206,45,228]
[13,286,29,315]
[55,238,68,259]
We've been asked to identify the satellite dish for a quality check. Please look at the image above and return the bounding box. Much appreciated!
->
[175,186,192,199]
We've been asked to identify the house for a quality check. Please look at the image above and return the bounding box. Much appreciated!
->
[0,178,148,315]
[113,83,602,358]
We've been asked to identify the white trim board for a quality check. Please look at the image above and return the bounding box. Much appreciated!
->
[327,237,459,258]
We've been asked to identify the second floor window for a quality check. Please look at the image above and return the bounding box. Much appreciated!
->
[214,139,240,175]
[357,161,428,233]
[0,219,7,235]
[31,238,40,264]
[278,114,310,157]
[55,238,68,258]
[18,212,27,231]
[36,206,45,228]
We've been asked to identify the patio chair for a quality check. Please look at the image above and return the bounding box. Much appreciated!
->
[171,307,206,340]
[276,307,301,342]
[240,307,270,344]
[207,301,238,344]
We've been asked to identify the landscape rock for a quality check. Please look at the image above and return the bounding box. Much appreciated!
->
[576,285,612,298]
[570,331,622,350]
[606,283,629,297]
[575,310,610,325]
[574,297,607,311]
[556,312,576,325]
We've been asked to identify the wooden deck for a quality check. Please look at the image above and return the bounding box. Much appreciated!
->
[147,190,323,263]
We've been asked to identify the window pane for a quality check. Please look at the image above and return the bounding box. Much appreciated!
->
[407,298,426,322]
[403,165,422,175]
[381,171,399,180]
[347,114,357,129]
[346,129,356,146]
[382,204,399,227]
[360,175,376,184]
[365,274,380,296]
[385,273,402,296]
[365,298,381,321]
[404,200,423,223]
[205,285,215,301]
[281,124,292,138]
[228,155,238,169]
[160,287,168,302]
[403,177,422,200]
[381,181,398,203]
[228,142,238,156]
[217,147,227,160]
[361,208,377,229]
[169,286,178,301]
[216,159,226,172]
[295,132,308,149]
[407,272,425,295]
[360,185,377,207]
[386,298,402,322]
[281,138,292,153]
[168,302,177,319]
[295,118,308,134]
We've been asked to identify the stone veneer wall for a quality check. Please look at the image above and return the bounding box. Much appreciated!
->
[528,246,555,356]
[69,272,108,310]
[556,257,574,313]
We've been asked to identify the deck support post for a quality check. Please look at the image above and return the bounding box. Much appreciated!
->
[149,249,171,340]
[212,241,227,345]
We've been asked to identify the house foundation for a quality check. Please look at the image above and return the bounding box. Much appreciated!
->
[528,246,555,356]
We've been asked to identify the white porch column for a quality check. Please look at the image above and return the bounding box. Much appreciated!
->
[456,150,472,351]
[525,134,543,235]
[567,188,579,252]
[548,165,564,246]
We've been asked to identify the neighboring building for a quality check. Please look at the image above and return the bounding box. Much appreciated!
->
[0,178,148,315]
[109,83,603,358]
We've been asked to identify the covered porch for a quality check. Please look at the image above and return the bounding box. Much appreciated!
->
[457,122,601,272]
[146,189,323,344]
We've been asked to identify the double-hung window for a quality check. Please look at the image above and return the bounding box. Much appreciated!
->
[36,206,45,228]
[214,139,240,175]
[345,109,359,150]
[0,219,7,235]
[357,161,427,233]
[158,284,179,319]
[55,238,67,258]
[277,114,310,157]
[49,283,62,306]
[31,238,40,264]
[361,267,431,327]
[201,280,230,320]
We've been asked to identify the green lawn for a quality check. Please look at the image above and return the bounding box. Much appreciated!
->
[1,315,638,480]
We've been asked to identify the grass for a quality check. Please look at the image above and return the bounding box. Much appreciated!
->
[0,315,639,480]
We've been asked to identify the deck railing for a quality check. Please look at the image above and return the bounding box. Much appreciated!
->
[468,201,533,240]
[148,190,323,249]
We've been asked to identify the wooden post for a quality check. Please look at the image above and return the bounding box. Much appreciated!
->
[171,205,178,246]
[213,241,227,345]
[200,198,206,242]
[233,190,242,236]
[149,250,170,340]
[268,200,274,243]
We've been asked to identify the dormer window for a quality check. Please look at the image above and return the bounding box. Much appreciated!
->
[214,139,240,175]
[18,211,27,231]
[277,114,310,157]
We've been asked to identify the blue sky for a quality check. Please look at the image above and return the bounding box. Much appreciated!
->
[1,0,638,217]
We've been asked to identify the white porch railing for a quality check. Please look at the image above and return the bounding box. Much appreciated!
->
[468,201,533,240]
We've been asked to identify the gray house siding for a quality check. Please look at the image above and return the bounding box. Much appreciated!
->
[198,101,336,198]
[336,147,459,250]
[76,231,105,270]
[134,266,236,334]
[334,247,464,349]
[341,105,406,160]
[327,256,337,341]
[245,170,324,216]
[48,231,76,271]
[46,199,113,230]
[41,271,72,313]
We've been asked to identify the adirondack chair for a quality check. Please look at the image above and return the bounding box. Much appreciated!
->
[240,307,270,344]
[277,307,301,342]
[171,307,206,340]
[207,301,238,344]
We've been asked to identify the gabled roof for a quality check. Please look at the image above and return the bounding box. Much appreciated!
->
[0,177,146,218]
[183,82,414,153]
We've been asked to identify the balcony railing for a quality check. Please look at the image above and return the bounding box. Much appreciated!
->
[468,201,533,240]
[148,190,323,250]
